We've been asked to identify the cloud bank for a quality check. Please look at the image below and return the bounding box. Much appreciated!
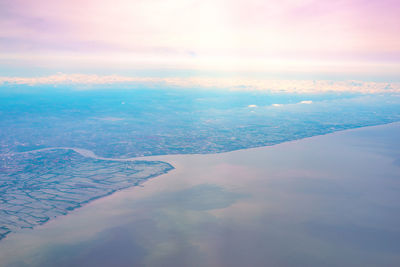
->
[1,74,399,94]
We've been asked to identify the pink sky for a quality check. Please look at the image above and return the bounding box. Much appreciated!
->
[1,0,399,77]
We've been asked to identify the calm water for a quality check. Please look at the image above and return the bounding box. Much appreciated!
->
[1,123,400,267]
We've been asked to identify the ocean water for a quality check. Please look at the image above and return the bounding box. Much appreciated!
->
[0,123,399,266]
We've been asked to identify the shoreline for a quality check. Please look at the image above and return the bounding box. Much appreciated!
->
[3,121,399,163]
[0,120,399,266]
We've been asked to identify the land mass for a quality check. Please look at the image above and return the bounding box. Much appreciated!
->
[0,149,173,240]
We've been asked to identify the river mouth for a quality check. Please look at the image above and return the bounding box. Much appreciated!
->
[1,123,399,266]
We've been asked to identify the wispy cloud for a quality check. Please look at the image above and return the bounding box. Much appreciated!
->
[0,0,399,76]
[1,73,399,94]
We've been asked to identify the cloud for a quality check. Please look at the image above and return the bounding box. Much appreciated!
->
[1,0,399,59]
[248,104,257,108]
[0,0,399,77]
[0,74,159,86]
[0,73,400,94]
[299,100,313,104]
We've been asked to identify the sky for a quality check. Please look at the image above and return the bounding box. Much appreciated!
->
[0,0,400,81]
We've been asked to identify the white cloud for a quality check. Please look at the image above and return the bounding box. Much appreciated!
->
[248,104,257,108]
[299,100,313,104]
[0,73,399,94]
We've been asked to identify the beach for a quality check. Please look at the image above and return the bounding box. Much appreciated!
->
[1,123,399,267]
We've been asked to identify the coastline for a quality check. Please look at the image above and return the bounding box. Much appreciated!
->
[3,121,399,162]
[0,122,400,266]
[0,122,399,239]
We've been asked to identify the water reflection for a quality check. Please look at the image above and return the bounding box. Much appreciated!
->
[1,123,400,267]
